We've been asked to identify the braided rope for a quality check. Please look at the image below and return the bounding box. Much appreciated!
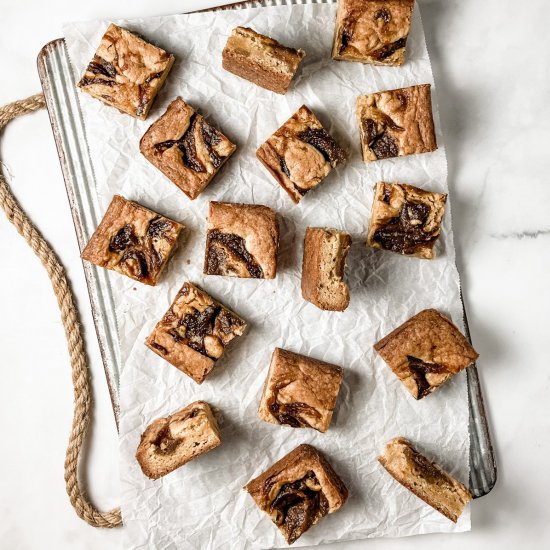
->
[0,94,122,528]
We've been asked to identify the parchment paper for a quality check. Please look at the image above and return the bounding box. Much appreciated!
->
[64,2,471,548]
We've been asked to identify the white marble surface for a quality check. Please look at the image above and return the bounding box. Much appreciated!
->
[0,1,549,549]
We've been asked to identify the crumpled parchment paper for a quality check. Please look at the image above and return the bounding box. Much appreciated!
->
[64,2,471,548]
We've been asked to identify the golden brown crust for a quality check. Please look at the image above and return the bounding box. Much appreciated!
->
[145,282,246,384]
[77,23,174,120]
[222,26,305,94]
[140,97,236,200]
[378,437,472,522]
[374,309,479,399]
[80,195,182,286]
[356,84,437,162]
[367,182,447,259]
[301,227,351,311]
[256,105,348,204]
[203,201,279,279]
[136,401,221,479]
[258,348,343,433]
[332,0,415,66]
[244,444,348,544]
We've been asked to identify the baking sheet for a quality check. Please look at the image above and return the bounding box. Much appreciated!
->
[64,2,471,547]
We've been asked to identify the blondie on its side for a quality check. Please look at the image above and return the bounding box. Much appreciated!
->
[257,105,347,203]
[244,444,348,544]
[302,227,351,311]
[333,0,415,66]
[136,401,221,479]
[77,23,174,119]
[81,195,182,286]
[367,182,447,259]
[222,26,305,94]
[204,201,279,279]
[258,348,343,433]
[374,309,478,399]
[379,437,472,522]
[356,84,437,162]
[140,97,236,200]
[145,282,246,384]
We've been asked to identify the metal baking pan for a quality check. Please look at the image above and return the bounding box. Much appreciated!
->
[36,0,496,499]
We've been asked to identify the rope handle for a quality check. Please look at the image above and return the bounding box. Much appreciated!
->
[0,94,122,528]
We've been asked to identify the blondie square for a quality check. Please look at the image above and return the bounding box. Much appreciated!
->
[301,227,351,311]
[367,182,447,259]
[140,97,237,200]
[374,309,479,399]
[145,282,246,384]
[136,401,221,479]
[257,105,347,204]
[356,84,437,162]
[333,0,415,66]
[258,348,343,433]
[222,26,305,94]
[77,23,174,119]
[203,201,279,279]
[379,437,472,522]
[244,444,348,544]
[80,195,182,286]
